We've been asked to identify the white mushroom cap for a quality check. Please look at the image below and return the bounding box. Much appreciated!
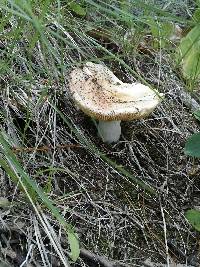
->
[69,62,163,121]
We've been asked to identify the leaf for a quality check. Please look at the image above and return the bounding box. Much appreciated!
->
[192,8,200,22]
[185,209,200,231]
[194,110,200,122]
[0,61,9,75]
[68,231,80,261]
[177,24,200,80]
[68,2,86,16]
[147,19,174,48]
[184,132,200,158]
[120,0,129,12]
[0,197,11,208]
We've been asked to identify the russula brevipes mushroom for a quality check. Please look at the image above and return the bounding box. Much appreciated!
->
[69,62,163,143]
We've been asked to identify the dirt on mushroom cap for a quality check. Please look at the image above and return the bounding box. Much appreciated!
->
[69,62,163,121]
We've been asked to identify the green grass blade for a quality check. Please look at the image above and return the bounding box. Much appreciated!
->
[51,104,157,196]
[0,131,80,261]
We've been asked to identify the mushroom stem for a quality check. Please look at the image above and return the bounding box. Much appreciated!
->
[97,120,121,143]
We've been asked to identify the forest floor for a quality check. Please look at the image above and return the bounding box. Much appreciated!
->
[0,1,200,267]
[1,50,200,267]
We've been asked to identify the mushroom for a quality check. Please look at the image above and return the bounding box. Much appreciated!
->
[69,62,163,143]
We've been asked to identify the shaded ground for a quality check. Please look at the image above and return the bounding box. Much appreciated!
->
[1,1,200,266]
[1,48,200,266]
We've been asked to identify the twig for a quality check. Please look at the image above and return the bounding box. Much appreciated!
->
[80,248,114,267]
[160,201,170,267]
[176,87,200,112]
[80,248,131,267]
[12,144,80,153]
[19,244,34,267]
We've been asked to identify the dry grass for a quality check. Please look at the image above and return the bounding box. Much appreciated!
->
[1,1,200,267]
